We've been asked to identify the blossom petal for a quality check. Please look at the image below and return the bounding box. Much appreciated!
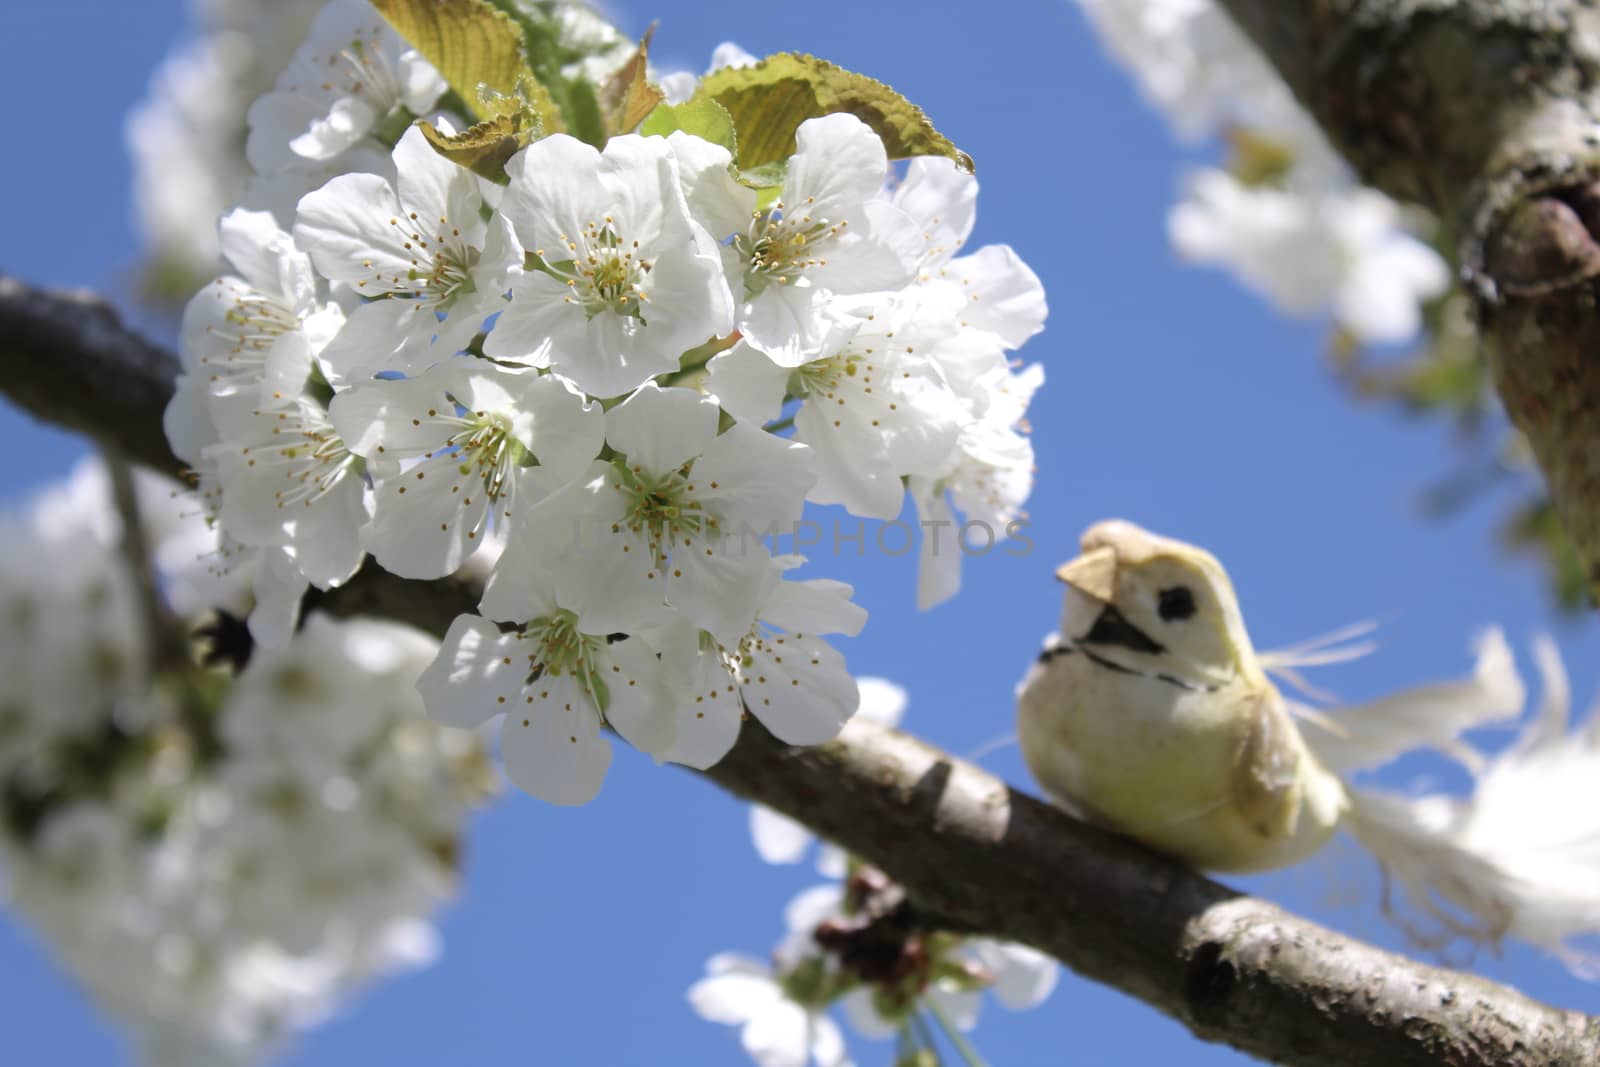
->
[598,635,671,756]
[654,635,743,770]
[294,173,413,289]
[605,383,721,474]
[498,673,613,806]
[945,244,1048,348]
[417,614,524,730]
[838,988,898,1040]
[970,939,1059,1010]
[696,420,816,534]
[750,806,814,865]
[394,125,484,246]
[706,344,791,426]
[688,962,780,1025]
[742,634,858,746]
[759,577,866,638]
[856,678,908,727]
[741,999,813,1067]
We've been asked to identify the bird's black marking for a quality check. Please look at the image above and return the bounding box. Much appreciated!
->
[1042,640,1222,694]
[1158,585,1197,622]
[1078,646,1143,677]
[1081,604,1166,655]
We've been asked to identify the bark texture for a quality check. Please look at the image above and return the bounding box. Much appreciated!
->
[1217,0,1600,600]
[3,271,1596,1065]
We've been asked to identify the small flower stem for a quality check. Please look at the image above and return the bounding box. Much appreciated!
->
[896,1021,918,1063]
[909,1010,943,1065]
[103,452,187,672]
[925,999,992,1067]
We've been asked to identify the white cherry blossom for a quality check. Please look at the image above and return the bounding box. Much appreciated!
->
[910,362,1044,609]
[688,953,854,1067]
[179,208,341,416]
[504,384,815,644]
[295,125,520,384]
[1168,170,1449,344]
[0,464,486,1066]
[644,556,866,771]
[418,610,663,806]
[245,0,446,175]
[127,0,324,277]
[486,134,734,398]
[206,392,369,590]
[1074,0,1448,345]
[668,130,758,249]
[708,289,969,521]
[887,158,1048,351]
[964,940,1060,1012]
[729,114,921,366]
[1072,0,1320,147]
[329,361,603,579]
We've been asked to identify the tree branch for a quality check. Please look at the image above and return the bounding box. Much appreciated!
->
[2,272,1596,1065]
[1215,0,1600,603]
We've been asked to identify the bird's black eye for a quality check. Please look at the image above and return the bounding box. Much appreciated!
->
[1157,586,1196,622]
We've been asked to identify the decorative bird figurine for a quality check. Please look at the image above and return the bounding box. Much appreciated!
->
[1016,519,1347,872]
[1017,519,1600,970]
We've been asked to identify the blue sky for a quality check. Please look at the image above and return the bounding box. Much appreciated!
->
[2,1,1597,1064]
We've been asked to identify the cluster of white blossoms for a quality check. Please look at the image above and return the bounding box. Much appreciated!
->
[166,0,1047,806]
[0,461,488,1066]
[1073,0,1451,344]
[128,0,327,282]
[691,682,1058,1066]
[129,1,628,284]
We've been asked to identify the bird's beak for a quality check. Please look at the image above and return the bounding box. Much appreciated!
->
[1055,546,1117,602]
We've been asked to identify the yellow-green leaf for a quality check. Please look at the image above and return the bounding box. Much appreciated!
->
[372,0,558,128]
[639,98,737,156]
[693,53,972,173]
[419,112,533,183]
[598,28,665,137]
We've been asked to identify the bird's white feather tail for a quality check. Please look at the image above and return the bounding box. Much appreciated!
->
[1299,628,1525,775]
[1341,637,1600,974]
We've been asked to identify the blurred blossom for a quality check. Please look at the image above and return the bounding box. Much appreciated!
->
[1071,0,1450,344]
[0,459,491,1066]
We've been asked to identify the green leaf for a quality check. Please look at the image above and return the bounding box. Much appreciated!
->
[597,28,665,137]
[485,0,622,144]
[371,0,561,129]
[481,72,563,133]
[693,53,972,173]
[560,77,606,147]
[416,74,561,181]
[639,98,737,156]
[419,111,532,183]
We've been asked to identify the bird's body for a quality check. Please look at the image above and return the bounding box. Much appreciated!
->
[1018,520,1600,971]
[1017,521,1347,873]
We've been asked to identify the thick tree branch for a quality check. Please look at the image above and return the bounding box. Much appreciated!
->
[2,273,1596,1065]
[0,276,180,473]
[1216,0,1600,602]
